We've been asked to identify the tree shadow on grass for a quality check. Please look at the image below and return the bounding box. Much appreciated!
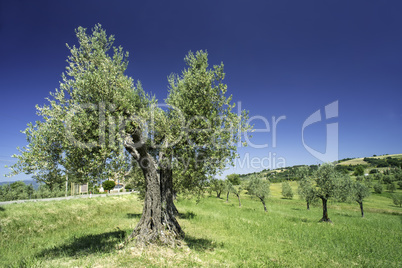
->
[179,211,196,219]
[0,206,5,211]
[37,230,126,259]
[184,235,222,252]
[127,213,142,219]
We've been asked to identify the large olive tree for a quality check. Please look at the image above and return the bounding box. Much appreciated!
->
[8,25,250,245]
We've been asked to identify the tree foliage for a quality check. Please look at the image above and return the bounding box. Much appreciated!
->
[227,174,241,185]
[296,166,317,210]
[281,181,293,199]
[373,182,383,194]
[353,165,365,176]
[102,180,116,192]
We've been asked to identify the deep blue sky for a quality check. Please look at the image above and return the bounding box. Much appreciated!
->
[1,0,401,181]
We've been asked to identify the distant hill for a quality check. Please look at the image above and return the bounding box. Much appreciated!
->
[337,154,402,166]
[237,153,402,182]
[0,180,42,190]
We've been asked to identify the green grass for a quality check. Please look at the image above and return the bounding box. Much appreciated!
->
[0,185,401,267]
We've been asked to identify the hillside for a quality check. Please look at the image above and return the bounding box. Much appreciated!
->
[337,153,402,166]
[238,154,402,181]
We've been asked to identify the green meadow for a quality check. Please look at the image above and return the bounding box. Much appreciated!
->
[0,184,401,267]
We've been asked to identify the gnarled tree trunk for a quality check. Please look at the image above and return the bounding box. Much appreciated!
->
[124,135,183,245]
[160,166,183,237]
[319,198,332,222]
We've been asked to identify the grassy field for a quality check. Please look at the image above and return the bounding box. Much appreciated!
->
[0,184,401,267]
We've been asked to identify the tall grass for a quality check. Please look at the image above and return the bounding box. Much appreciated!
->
[0,185,401,267]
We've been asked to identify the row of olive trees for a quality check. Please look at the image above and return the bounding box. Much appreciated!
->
[297,164,372,220]
[209,174,270,212]
[211,163,390,222]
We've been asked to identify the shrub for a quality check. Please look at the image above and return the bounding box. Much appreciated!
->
[369,169,378,174]
[373,183,383,194]
[102,180,116,193]
[398,181,402,189]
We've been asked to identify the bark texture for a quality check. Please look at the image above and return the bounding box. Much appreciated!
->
[124,135,183,246]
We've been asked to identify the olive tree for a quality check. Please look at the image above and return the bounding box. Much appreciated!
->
[281,181,293,199]
[297,166,317,210]
[352,180,370,217]
[247,177,270,212]
[313,164,353,222]
[209,178,225,198]
[7,25,251,245]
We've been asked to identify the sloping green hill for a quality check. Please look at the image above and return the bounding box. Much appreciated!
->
[337,154,402,166]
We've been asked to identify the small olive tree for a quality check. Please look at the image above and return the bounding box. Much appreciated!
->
[247,177,270,212]
[313,164,353,222]
[297,166,317,210]
[352,181,371,217]
[281,181,293,199]
[209,178,225,198]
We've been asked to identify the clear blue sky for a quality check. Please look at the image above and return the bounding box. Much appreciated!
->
[1,0,401,181]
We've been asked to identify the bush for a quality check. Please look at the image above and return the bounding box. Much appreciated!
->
[373,183,383,194]
[281,181,293,199]
[391,193,402,207]
[102,180,116,192]
[353,166,365,176]
[386,182,396,193]
[369,169,378,174]
[398,181,402,189]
